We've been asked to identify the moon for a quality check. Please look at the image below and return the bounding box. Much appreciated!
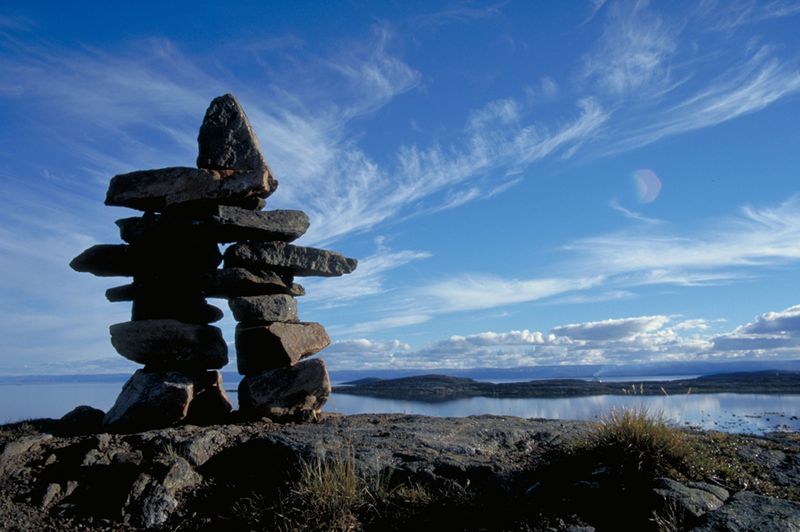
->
[633,169,662,203]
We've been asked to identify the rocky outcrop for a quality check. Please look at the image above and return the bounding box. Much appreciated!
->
[0,415,797,531]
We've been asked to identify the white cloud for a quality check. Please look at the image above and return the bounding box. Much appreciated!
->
[582,2,677,97]
[711,305,800,354]
[608,199,662,224]
[551,315,670,341]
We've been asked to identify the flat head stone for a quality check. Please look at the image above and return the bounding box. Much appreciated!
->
[238,358,331,421]
[228,294,298,323]
[197,93,269,172]
[201,267,304,298]
[224,241,358,277]
[110,320,228,370]
[103,370,195,432]
[117,207,309,244]
[235,321,330,375]
[105,166,277,212]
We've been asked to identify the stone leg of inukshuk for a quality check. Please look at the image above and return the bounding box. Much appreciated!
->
[68,93,355,431]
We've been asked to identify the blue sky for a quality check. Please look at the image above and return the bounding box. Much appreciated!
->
[2,1,800,375]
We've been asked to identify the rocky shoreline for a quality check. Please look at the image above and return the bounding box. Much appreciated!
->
[1,413,798,531]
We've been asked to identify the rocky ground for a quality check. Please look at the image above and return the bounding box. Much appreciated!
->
[0,413,798,531]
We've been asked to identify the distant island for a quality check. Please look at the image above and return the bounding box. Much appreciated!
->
[333,370,800,402]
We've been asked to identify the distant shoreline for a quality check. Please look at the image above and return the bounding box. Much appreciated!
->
[333,370,800,402]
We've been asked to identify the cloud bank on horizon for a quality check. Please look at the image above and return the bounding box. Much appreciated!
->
[1,1,800,374]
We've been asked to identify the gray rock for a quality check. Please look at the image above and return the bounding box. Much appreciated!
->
[235,322,330,375]
[652,477,728,520]
[106,283,137,302]
[103,370,195,432]
[70,244,134,277]
[110,320,228,369]
[238,358,331,421]
[185,371,233,426]
[105,166,276,212]
[72,239,221,278]
[117,207,309,244]
[131,294,223,325]
[197,93,269,173]
[201,267,305,298]
[691,491,800,531]
[58,405,105,436]
[224,241,358,277]
[228,294,298,323]
[126,457,202,528]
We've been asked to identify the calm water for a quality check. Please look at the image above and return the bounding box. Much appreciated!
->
[1,381,798,435]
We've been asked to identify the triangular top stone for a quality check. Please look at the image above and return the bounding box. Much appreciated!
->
[197,94,268,172]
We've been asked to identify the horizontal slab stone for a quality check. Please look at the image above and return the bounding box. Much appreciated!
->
[224,241,357,277]
[116,207,309,244]
[201,267,305,298]
[228,294,297,323]
[132,296,223,325]
[71,240,221,278]
[110,320,228,370]
[105,166,277,212]
[238,358,331,421]
[235,321,330,375]
[70,245,134,277]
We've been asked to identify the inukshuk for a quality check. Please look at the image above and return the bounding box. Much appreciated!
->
[70,94,357,431]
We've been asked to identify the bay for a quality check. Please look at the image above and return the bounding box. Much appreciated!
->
[1,380,798,435]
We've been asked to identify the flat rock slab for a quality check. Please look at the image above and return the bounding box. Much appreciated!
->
[228,294,297,323]
[71,241,221,278]
[103,370,196,432]
[224,241,357,277]
[238,358,331,421]
[117,207,309,244]
[110,320,228,370]
[691,491,800,531]
[105,166,276,212]
[70,244,134,277]
[197,93,268,172]
[235,321,330,375]
[652,477,728,520]
[132,297,223,325]
[201,267,304,298]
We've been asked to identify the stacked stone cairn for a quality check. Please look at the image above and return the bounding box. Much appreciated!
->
[70,94,357,432]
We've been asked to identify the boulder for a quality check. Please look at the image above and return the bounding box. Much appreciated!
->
[228,294,298,323]
[201,267,304,298]
[103,370,195,432]
[652,477,728,521]
[224,241,357,277]
[117,207,309,244]
[235,322,330,375]
[106,283,137,302]
[58,405,105,436]
[185,371,233,426]
[109,320,228,370]
[691,491,800,531]
[105,166,276,212]
[238,358,331,421]
[197,93,269,173]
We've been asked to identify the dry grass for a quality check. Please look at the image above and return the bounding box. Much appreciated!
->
[589,405,688,480]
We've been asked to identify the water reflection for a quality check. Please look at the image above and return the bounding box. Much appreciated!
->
[324,393,800,435]
[1,382,797,435]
